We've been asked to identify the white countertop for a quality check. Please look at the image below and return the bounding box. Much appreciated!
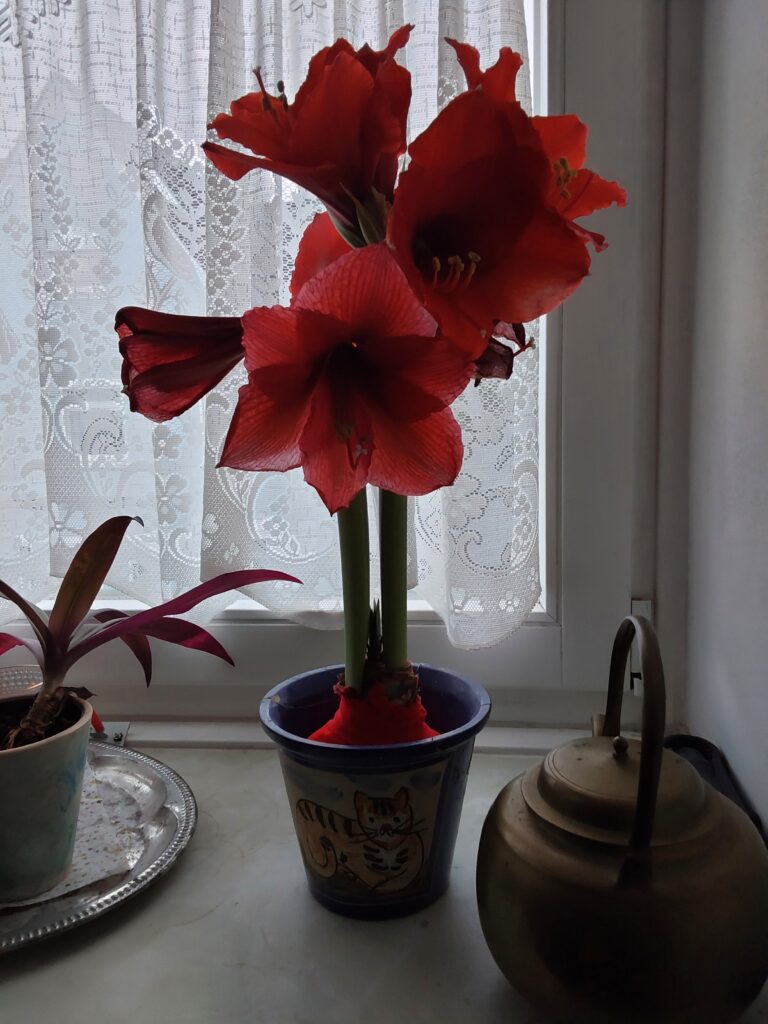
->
[1,747,766,1024]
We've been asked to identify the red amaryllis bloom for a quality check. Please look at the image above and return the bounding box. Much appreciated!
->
[447,39,627,250]
[387,42,625,358]
[388,88,590,359]
[218,244,472,514]
[116,307,244,422]
[203,26,412,236]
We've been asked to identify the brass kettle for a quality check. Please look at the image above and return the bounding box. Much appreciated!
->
[477,616,768,1024]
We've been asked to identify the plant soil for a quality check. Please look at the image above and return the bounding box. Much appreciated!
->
[0,694,82,750]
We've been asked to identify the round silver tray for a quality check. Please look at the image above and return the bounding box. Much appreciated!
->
[0,741,197,953]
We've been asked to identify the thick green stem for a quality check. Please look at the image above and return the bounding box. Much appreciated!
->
[337,488,371,691]
[379,489,408,669]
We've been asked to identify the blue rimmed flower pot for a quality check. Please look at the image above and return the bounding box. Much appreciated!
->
[260,664,491,919]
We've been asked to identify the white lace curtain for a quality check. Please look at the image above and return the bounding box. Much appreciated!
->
[0,0,539,648]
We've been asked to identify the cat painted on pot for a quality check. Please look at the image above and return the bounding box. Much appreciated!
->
[296,787,424,893]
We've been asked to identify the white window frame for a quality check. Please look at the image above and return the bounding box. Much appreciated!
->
[6,1,669,728]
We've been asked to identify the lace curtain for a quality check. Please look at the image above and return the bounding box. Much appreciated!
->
[0,0,539,649]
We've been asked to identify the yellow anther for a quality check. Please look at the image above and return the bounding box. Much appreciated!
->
[468,251,481,263]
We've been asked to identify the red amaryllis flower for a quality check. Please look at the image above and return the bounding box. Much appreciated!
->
[203,26,412,237]
[218,244,472,514]
[447,39,627,250]
[116,307,244,422]
[388,87,590,359]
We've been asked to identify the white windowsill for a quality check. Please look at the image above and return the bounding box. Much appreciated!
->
[3,745,766,1022]
[123,720,588,754]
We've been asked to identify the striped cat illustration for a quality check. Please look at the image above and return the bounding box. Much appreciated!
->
[295,787,425,893]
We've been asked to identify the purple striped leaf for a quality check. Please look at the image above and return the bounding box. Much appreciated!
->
[0,633,23,657]
[141,617,234,666]
[0,580,51,649]
[91,609,153,686]
[48,516,143,648]
[70,569,300,661]
[0,631,44,667]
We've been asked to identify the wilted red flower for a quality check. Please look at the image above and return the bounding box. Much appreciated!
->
[203,26,413,237]
[218,244,472,513]
[116,307,244,422]
[447,39,627,249]
[473,323,535,384]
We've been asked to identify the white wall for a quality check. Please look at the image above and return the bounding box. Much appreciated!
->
[685,0,768,821]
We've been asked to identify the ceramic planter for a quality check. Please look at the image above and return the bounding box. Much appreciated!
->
[260,664,491,919]
[0,695,92,902]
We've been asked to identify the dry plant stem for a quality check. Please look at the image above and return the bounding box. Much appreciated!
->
[379,489,408,670]
[2,680,67,750]
[337,488,371,692]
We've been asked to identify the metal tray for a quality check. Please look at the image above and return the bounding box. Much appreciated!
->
[0,741,197,953]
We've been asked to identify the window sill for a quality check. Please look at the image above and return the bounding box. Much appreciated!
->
[4,745,766,1021]
[122,719,588,754]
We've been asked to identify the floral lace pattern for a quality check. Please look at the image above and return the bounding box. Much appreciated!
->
[0,0,538,648]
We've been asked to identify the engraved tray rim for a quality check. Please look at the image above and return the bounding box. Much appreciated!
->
[0,741,198,954]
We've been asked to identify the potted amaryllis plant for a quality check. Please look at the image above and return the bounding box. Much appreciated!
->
[0,515,298,902]
[115,29,624,916]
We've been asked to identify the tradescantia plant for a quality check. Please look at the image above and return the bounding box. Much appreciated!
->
[114,30,625,746]
[0,516,299,750]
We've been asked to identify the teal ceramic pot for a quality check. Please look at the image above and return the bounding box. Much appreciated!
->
[0,695,92,902]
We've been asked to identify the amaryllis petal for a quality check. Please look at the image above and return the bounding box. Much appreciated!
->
[447,39,523,104]
[369,407,463,496]
[116,307,244,422]
[299,372,373,514]
[485,208,591,323]
[240,305,340,374]
[218,381,307,472]
[291,213,352,299]
[295,243,436,341]
[200,141,264,181]
[364,335,472,418]
[556,169,628,222]
[532,114,588,169]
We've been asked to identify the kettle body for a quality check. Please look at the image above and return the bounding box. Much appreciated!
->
[476,617,768,1024]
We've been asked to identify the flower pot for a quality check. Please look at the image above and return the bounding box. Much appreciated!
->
[0,694,92,902]
[260,664,491,919]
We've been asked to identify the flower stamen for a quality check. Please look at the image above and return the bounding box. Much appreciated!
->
[430,251,480,291]
[431,256,442,288]
[253,67,280,120]
[553,156,577,199]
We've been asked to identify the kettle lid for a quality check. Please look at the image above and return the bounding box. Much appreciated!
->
[521,734,716,846]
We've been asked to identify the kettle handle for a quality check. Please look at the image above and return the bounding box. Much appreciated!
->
[596,616,667,862]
